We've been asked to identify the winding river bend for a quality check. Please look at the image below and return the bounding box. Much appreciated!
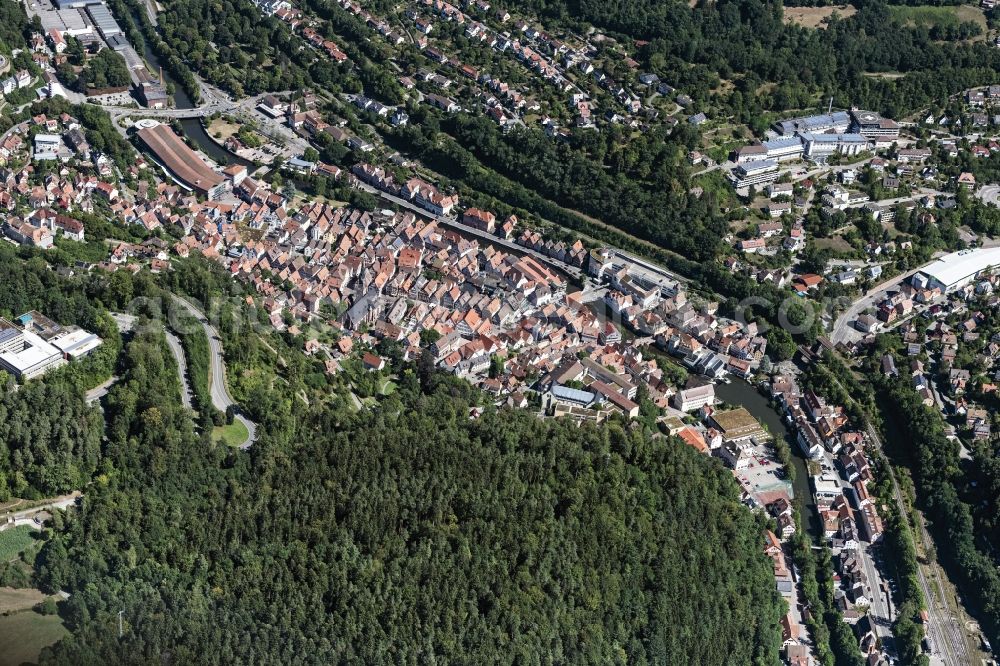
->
[715,379,820,536]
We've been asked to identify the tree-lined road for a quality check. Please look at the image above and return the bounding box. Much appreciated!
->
[172,295,257,449]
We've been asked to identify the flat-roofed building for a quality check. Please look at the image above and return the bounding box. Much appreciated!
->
[50,328,103,359]
[86,3,122,39]
[137,123,227,200]
[801,132,868,159]
[849,109,899,139]
[0,328,66,380]
[673,380,715,412]
[731,160,779,188]
[33,134,62,161]
[762,136,805,162]
[912,247,1000,293]
[0,319,24,355]
[17,311,63,339]
[811,474,842,505]
[773,110,850,136]
[709,407,770,443]
[54,0,102,8]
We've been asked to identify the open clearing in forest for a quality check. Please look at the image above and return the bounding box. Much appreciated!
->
[0,526,35,562]
[888,4,987,32]
[0,587,48,614]
[212,420,251,447]
[0,611,68,666]
[783,5,857,29]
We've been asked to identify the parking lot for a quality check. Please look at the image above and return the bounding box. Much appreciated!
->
[976,183,1000,207]
[735,440,794,498]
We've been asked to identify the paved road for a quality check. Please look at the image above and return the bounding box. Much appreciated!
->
[110,312,195,409]
[806,358,970,665]
[1,492,81,528]
[859,542,894,638]
[171,295,257,449]
[830,261,937,344]
[164,330,194,410]
[863,424,970,666]
[85,375,120,404]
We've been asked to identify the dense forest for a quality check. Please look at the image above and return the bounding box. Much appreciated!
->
[0,0,28,54]
[153,0,313,96]
[0,378,103,500]
[0,251,789,663]
[503,0,1000,117]
[398,113,718,261]
[30,322,784,664]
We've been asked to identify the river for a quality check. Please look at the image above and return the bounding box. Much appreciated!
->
[714,378,820,536]
[134,20,251,167]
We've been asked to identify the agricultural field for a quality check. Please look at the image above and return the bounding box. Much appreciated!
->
[0,611,68,666]
[783,5,857,29]
[0,526,35,562]
[0,587,48,614]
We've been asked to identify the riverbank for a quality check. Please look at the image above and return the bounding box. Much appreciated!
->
[715,378,819,536]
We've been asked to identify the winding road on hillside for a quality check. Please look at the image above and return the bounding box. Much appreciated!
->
[104,312,194,409]
[171,295,257,449]
[164,330,194,410]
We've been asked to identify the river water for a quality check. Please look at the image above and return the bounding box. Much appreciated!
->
[134,22,250,167]
[715,378,820,536]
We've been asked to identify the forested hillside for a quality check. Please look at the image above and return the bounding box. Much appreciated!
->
[878,376,1000,642]
[0,379,103,500]
[509,0,1000,117]
[26,311,783,664]
[0,0,28,54]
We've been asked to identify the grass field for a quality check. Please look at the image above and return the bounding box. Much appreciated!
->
[207,117,240,141]
[212,420,250,447]
[888,4,987,32]
[0,612,68,666]
[814,236,855,254]
[0,587,48,614]
[0,526,36,562]
[783,5,857,29]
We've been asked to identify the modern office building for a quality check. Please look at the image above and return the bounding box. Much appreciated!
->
[762,136,805,162]
[848,109,900,139]
[0,319,66,380]
[50,328,104,360]
[800,132,868,159]
[773,111,851,136]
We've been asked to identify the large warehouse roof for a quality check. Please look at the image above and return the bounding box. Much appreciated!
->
[86,3,122,38]
[137,123,224,197]
[917,247,1000,289]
